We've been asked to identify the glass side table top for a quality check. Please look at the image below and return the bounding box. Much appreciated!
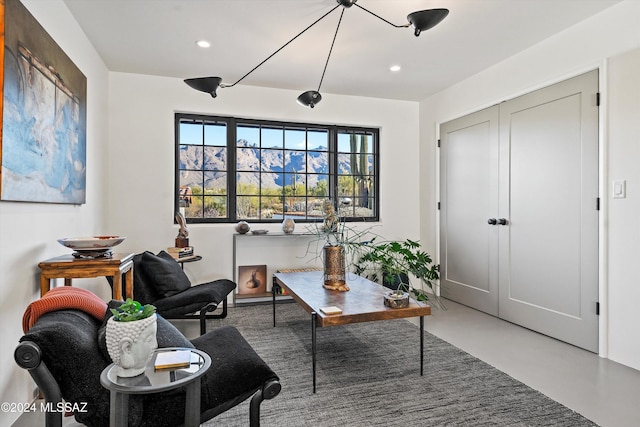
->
[100,347,211,394]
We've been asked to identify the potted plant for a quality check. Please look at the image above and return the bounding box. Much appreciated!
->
[355,239,445,309]
[306,199,374,292]
[105,298,158,377]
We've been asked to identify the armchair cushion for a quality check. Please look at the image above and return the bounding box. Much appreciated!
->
[140,250,191,298]
[151,279,236,316]
[192,326,280,416]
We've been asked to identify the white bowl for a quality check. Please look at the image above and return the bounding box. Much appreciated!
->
[58,236,126,251]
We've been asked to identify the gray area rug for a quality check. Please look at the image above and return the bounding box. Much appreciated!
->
[203,303,597,426]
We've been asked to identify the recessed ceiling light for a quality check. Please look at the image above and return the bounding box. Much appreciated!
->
[389,65,402,72]
[196,40,211,48]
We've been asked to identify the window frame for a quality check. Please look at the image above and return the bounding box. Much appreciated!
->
[175,113,380,224]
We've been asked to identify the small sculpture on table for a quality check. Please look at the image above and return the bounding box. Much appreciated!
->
[175,212,189,248]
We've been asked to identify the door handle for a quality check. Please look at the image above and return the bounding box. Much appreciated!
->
[487,218,497,225]
[498,218,508,225]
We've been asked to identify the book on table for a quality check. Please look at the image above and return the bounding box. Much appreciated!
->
[320,306,342,315]
[154,349,191,370]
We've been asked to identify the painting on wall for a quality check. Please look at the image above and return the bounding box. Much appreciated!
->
[1,0,87,204]
[237,265,268,295]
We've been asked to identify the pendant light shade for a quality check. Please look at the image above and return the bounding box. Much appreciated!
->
[184,77,222,98]
[297,91,322,108]
[407,8,450,37]
[184,1,449,106]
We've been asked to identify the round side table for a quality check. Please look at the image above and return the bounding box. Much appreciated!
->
[100,347,211,427]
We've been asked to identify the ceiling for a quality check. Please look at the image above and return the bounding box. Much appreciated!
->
[62,0,622,102]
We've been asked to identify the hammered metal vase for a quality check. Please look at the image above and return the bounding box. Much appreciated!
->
[323,245,346,288]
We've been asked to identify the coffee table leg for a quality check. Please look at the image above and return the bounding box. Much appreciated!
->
[420,316,424,376]
[311,311,317,393]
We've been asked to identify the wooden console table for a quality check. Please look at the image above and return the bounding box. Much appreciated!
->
[38,253,135,300]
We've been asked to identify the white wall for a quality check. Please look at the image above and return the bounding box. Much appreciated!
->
[606,47,640,371]
[0,0,111,424]
[419,0,640,370]
[106,73,420,288]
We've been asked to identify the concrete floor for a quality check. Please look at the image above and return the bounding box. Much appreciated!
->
[421,299,640,427]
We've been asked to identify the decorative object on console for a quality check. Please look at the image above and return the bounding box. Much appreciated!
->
[175,211,190,248]
[235,220,251,234]
[105,298,158,377]
[238,265,267,295]
[57,235,125,259]
[282,218,296,234]
[184,0,448,107]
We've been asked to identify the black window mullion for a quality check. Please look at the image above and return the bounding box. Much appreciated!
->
[176,114,378,223]
[228,117,237,221]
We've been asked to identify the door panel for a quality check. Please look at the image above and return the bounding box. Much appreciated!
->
[439,70,599,352]
[498,70,599,352]
[440,106,499,316]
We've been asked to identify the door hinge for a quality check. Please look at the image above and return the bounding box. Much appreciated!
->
[437,202,441,210]
[596,302,600,315]
[596,197,600,211]
[596,92,601,106]
[437,139,441,148]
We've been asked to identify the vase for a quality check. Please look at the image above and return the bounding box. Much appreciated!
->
[322,245,349,291]
[105,314,158,377]
[235,221,250,234]
[282,218,295,234]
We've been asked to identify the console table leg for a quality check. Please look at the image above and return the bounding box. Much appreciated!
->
[272,277,277,327]
[311,311,317,393]
[420,316,424,376]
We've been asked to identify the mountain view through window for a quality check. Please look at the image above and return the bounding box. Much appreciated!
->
[176,114,378,223]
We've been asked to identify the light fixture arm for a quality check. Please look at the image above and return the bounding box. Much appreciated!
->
[316,8,345,93]
[352,3,410,28]
[222,4,342,88]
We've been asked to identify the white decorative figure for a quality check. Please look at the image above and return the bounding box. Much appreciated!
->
[106,314,158,377]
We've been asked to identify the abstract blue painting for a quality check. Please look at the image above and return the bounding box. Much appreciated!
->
[1,0,87,204]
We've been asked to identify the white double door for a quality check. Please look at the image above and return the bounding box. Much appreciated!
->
[439,70,599,352]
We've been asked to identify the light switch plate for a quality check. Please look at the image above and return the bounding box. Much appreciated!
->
[613,180,626,199]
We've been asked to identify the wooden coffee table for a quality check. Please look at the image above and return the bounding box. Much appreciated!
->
[272,270,431,392]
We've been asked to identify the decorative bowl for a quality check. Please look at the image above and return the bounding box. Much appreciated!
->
[251,230,269,235]
[58,236,126,251]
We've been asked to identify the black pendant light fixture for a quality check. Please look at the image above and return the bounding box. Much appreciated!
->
[184,0,448,107]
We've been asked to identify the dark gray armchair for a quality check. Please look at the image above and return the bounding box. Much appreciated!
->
[111,250,236,335]
[15,298,281,427]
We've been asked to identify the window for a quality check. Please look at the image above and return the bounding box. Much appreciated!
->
[176,114,379,223]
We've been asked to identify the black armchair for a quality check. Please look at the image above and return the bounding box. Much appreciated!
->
[15,296,281,427]
[119,251,236,335]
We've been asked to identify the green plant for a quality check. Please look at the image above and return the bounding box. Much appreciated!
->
[355,239,445,309]
[110,298,156,322]
[304,198,376,265]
